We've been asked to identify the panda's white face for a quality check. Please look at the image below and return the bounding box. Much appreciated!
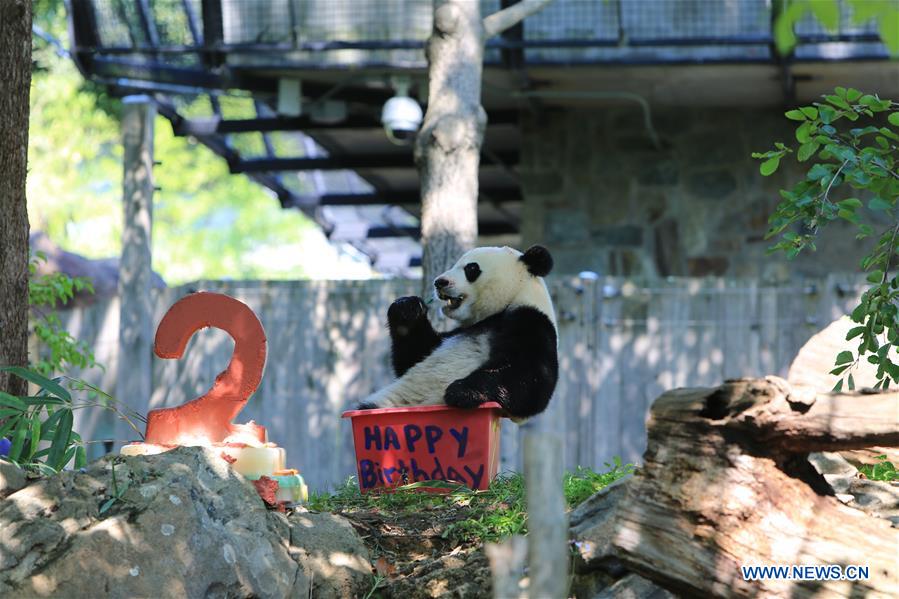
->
[433,246,556,328]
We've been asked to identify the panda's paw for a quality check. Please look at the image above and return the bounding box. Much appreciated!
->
[444,380,487,409]
[388,296,428,332]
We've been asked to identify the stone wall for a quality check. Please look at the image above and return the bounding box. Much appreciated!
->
[519,106,874,279]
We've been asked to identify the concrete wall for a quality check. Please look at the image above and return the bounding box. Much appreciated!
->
[519,106,876,279]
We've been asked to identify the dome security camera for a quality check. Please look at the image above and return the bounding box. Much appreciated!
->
[381,78,422,145]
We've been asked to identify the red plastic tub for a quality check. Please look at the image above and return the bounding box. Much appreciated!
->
[341,402,503,493]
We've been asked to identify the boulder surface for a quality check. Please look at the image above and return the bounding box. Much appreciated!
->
[0,447,370,598]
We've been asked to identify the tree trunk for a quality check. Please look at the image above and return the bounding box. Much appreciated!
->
[415,0,552,300]
[571,377,899,598]
[0,0,33,397]
[415,0,485,297]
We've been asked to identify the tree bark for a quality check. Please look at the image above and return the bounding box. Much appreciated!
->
[571,377,899,598]
[415,0,485,297]
[415,0,552,299]
[0,0,33,397]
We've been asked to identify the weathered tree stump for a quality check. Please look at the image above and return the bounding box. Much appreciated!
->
[571,377,899,598]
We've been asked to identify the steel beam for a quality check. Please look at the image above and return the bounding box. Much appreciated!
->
[366,221,518,239]
[294,188,522,206]
[230,151,518,173]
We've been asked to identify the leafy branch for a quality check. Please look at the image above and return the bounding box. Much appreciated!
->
[0,366,145,473]
[755,87,899,391]
[29,251,101,377]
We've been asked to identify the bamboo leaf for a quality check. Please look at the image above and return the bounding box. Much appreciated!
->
[0,392,27,412]
[47,410,73,471]
[0,367,70,402]
[26,413,42,461]
[8,420,29,462]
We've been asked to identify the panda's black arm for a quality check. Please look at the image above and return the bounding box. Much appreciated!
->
[444,309,558,418]
[387,296,442,377]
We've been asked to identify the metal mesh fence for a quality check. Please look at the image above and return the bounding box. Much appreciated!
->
[85,0,889,65]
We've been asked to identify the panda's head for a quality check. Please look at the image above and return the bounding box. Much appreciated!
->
[433,245,555,327]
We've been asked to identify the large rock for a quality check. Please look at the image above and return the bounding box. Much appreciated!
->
[0,460,25,498]
[787,315,879,391]
[288,511,372,598]
[0,447,370,598]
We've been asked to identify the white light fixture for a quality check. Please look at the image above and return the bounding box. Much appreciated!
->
[381,77,422,145]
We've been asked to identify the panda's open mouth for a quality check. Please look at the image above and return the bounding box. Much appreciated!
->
[437,291,466,311]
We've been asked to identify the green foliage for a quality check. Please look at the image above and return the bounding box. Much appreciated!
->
[29,252,99,376]
[773,0,899,56]
[28,7,318,284]
[563,459,635,507]
[308,462,633,544]
[756,87,899,390]
[98,460,131,514]
[858,454,899,481]
[0,367,145,474]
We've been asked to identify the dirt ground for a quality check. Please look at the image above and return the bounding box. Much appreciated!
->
[339,507,494,598]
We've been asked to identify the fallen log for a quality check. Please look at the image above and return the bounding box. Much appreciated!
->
[571,377,899,598]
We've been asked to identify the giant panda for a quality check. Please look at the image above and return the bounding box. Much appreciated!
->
[358,245,558,419]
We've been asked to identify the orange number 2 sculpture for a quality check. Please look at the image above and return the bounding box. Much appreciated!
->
[144,292,267,446]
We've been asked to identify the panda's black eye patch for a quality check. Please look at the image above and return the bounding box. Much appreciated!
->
[464,262,481,283]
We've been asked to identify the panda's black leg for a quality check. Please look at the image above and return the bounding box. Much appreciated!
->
[388,296,441,376]
[444,371,499,409]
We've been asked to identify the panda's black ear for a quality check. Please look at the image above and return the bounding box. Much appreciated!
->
[520,245,553,277]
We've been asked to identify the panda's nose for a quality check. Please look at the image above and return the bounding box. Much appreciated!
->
[434,278,450,290]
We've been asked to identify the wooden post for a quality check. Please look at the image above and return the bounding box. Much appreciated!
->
[523,425,568,598]
[117,96,155,446]
[486,534,528,599]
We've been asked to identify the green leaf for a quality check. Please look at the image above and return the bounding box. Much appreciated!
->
[796,121,812,143]
[869,197,893,211]
[826,95,852,110]
[810,0,841,31]
[818,105,836,124]
[0,392,27,411]
[0,416,20,441]
[760,157,781,176]
[8,420,29,462]
[846,326,866,340]
[807,163,833,183]
[62,446,77,470]
[99,497,117,515]
[867,270,884,283]
[889,112,899,127]
[785,109,807,121]
[40,409,65,441]
[879,10,899,56]
[0,367,71,402]
[829,364,850,376]
[881,127,899,141]
[836,350,854,365]
[47,410,73,471]
[832,379,844,392]
[848,373,856,390]
[75,446,87,469]
[26,413,42,461]
[797,141,820,162]
[837,208,859,223]
[838,198,862,209]
[800,106,820,120]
